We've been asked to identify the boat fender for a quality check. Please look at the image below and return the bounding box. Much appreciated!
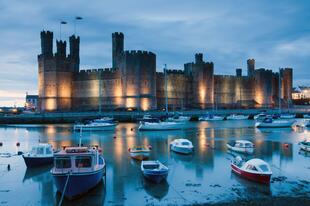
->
[113,136,116,139]
[0,142,2,146]
[128,148,131,152]
[99,148,102,153]
[7,164,10,171]
[17,151,23,155]
[131,128,133,131]
[16,142,20,147]
[148,145,152,150]
[284,143,289,148]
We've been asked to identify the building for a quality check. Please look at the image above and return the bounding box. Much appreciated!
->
[25,94,39,110]
[38,30,293,112]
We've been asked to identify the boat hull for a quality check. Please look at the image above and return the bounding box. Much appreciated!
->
[130,152,150,161]
[199,116,224,121]
[52,169,104,199]
[231,163,271,184]
[138,123,184,131]
[255,121,294,128]
[227,116,249,120]
[170,145,193,154]
[74,124,116,131]
[143,170,168,183]
[23,155,54,168]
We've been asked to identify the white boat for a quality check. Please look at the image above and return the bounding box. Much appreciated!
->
[226,114,249,120]
[138,121,184,131]
[226,140,254,154]
[92,117,114,123]
[231,156,272,184]
[166,115,190,122]
[255,118,295,128]
[299,140,310,152]
[199,114,224,121]
[280,114,295,119]
[74,122,116,131]
[139,114,160,123]
[22,143,54,167]
[253,113,267,120]
[303,114,310,118]
[128,146,151,161]
[141,160,168,183]
[170,139,194,154]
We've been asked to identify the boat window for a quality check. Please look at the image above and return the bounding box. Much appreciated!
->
[55,157,71,169]
[143,164,159,170]
[246,164,258,171]
[182,142,190,146]
[75,156,92,168]
[36,147,44,155]
[259,164,269,172]
[46,148,53,155]
[245,143,252,147]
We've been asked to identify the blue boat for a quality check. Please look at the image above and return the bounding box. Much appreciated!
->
[141,160,168,183]
[51,146,106,199]
[22,143,54,167]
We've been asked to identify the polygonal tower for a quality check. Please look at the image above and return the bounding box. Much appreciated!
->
[112,32,124,69]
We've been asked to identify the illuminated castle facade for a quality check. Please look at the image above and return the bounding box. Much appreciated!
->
[38,31,292,111]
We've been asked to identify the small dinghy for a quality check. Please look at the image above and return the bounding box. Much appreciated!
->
[170,139,194,154]
[199,114,224,121]
[255,117,295,128]
[141,160,168,183]
[231,156,272,184]
[299,140,310,152]
[128,146,151,161]
[138,121,184,131]
[22,143,54,168]
[51,146,106,199]
[226,140,254,154]
[226,114,249,120]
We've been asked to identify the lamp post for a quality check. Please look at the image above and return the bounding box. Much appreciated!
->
[74,16,83,36]
[59,21,67,40]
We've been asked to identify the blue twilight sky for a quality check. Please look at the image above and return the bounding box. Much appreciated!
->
[0,0,310,106]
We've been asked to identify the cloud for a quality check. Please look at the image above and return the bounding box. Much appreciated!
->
[0,0,310,106]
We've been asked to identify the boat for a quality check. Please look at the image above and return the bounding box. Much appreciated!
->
[299,140,310,152]
[280,114,295,119]
[226,114,249,120]
[141,160,168,183]
[138,121,184,131]
[199,114,224,121]
[51,146,106,199]
[73,122,116,131]
[303,114,310,118]
[231,156,272,184]
[128,146,151,160]
[255,117,295,128]
[170,139,194,154]
[253,113,267,120]
[166,114,190,122]
[226,140,254,154]
[22,143,54,168]
[92,117,115,123]
[138,114,160,123]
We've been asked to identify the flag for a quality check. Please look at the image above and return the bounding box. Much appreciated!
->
[76,17,83,20]
[61,21,67,24]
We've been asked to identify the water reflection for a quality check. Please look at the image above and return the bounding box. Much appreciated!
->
[0,121,310,205]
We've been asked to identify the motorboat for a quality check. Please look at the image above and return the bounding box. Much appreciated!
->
[280,113,295,119]
[303,114,310,118]
[138,121,184,131]
[253,113,267,120]
[92,117,115,123]
[138,114,160,123]
[226,140,254,154]
[128,145,151,161]
[226,114,249,120]
[199,114,224,121]
[51,146,106,199]
[22,143,54,168]
[73,122,116,131]
[141,160,168,183]
[170,139,194,154]
[166,115,190,122]
[299,140,310,152]
[255,118,295,128]
[231,156,272,184]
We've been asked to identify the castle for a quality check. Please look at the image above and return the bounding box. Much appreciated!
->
[38,31,292,111]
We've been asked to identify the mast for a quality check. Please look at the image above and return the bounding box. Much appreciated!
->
[99,78,102,114]
[164,64,168,115]
[278,68,281,114]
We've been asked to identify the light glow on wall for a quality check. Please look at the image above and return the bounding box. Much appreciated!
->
[45,98,56,111]
[141,98,150,111]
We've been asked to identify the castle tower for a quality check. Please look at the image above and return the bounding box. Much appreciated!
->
[247,59,255,77]
[280,68,293,107]
[69,35,80,72]
[112,32,124,69]
[40,31,53,57]
[56,40,66,59]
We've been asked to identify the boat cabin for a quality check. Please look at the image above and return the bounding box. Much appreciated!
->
[29,143,53,157]
[243,159,272,174]
[53,147,101,174]
[234,140,254,148]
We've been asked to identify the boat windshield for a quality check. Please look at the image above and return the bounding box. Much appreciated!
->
[46,147,53,155]
[75,156,92,168]
[245,143,252,147]
[143,164,159,170]
[182,142,190,146]
[55,157,71,169]
[246,164,258,171]
[35,147,44,155]
[259,164,269,172]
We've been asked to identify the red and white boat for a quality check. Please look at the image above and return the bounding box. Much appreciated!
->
[231,156,272,184]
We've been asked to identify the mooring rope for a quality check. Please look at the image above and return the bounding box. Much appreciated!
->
[58,172,71,206]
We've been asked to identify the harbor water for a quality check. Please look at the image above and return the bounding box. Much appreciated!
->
[0,120,309,205]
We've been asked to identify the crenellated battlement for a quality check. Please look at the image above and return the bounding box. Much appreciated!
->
[124,50,155,57]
